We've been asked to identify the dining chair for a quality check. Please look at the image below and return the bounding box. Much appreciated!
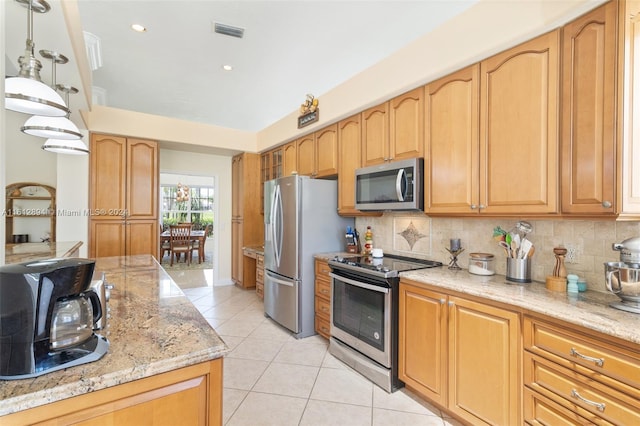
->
[191,224,212,264]
[160,224,171,260]
[169,224,194,266]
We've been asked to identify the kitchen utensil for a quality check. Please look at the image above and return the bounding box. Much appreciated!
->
[527,245,535,258]
[498,241,511,257]
[510,237,519,259]
[604,261,640,313]
[519,239,533,259]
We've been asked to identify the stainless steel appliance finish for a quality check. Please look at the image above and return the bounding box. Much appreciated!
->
[264,175,354,338]
[0,258,109,380]
[328,254,442,392]
[605,237,640,313]
[355,158,423,211]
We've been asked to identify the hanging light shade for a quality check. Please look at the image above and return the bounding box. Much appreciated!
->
[42,138,89,155]
[21,114,82,139]
[5,0,69,117]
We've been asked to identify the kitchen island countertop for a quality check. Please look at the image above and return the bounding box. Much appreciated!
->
[4,241,83,264]
[0,254,229,416]
[401,267,640,346]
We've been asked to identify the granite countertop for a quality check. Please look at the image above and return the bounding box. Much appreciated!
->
[4,241,83,264]
[243,245,265,256]
[0,254,229,416]
[401,267,640,346]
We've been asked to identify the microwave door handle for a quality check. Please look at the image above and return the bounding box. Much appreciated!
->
[396,169,407,202]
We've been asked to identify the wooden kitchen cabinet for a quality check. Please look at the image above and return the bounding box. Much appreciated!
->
[296,134,316,177]
[260,147,283,215]
[523,315,640,425]
[89,134,158,258]
[399,279,521,425]
[361,102,390,166]
[5,182,56,243]
[561,1,618,216]
[282,141,297,177]
[256,253,264,299]
[362,88,424,167]
[1,359,223,426]
[231,153,262,288]
[425,65,480,214]
[314,258,332,339]
[479,30,560,215]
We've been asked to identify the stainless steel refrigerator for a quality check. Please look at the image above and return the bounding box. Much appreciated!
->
[264,175,354,338]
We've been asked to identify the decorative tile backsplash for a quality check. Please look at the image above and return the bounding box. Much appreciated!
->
[355,213,640,293]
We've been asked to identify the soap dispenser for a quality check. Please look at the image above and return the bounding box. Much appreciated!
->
[567,274,579,294]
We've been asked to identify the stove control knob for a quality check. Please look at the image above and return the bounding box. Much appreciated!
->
[382,267,390,273]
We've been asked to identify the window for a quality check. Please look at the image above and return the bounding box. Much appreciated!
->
[161,184,214,234]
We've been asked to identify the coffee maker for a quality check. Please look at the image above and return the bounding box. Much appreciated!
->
[0,258,110,380]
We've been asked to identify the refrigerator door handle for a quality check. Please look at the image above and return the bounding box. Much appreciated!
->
[271,183,283,267]
[266,270,295,287]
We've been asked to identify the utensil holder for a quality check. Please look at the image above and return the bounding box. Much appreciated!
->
[506,258,531,283]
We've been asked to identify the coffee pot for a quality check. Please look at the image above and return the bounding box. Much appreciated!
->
[0,258,110,380]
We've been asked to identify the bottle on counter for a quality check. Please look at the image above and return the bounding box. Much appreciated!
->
[364,226,373,255]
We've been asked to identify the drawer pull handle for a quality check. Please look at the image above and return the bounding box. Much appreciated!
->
[571,389,606,412]
[321,289,329,294]
[570,347,604,367]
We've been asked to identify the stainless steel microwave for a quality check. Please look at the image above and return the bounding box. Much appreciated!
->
[355,158,424,211]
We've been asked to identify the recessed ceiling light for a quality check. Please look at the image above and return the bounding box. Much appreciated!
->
[131,24,147,33]
[222,65,233,71]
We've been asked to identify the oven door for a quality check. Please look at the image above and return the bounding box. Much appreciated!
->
[330,271,391,367]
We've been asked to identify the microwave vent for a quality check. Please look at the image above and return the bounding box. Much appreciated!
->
[213,22,245,39]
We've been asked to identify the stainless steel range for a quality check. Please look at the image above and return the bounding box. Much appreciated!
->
[328,254,442,392]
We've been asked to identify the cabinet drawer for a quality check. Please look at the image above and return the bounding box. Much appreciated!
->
[257,254,264,268]
[256,282,264,299]
[315,274,331,298]
[315,259,332,278]
[315,315,330,339]
[524,353,640,425]
[524,316,640,396]
[315,296,331,320]
[524,388,612,425]
[256,267,264,283]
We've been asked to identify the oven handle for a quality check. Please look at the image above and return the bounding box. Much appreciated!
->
[330,273,389,294]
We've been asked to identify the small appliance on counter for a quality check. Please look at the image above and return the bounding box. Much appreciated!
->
[605,237,640,313]
[0,258,110,380]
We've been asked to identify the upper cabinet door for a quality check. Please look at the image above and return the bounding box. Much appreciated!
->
[479,30,560,215]
[561,1,617,216]
[282,141,297,177]
[90,134,127,214]
[315,124,339,178]
[296,134,316,176]
[425,65,480,214]
[390,87,424,162]
[126,138,158,220]
[362,102,390,166]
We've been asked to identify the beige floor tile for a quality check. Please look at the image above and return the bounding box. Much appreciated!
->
[218,334,244,351]
[373,386,441,416]
[248,319,295,342]
[222,388,248,424]
[214,317,264,337]
[273,340,328,366]
[300,399,372,426]
[310,367,373,407]
[252,362,320,398]
[321,351,350,370]
[372,408,445,426]
[227,337,285,361]
[223,357,269,390]
[226,392,307,426]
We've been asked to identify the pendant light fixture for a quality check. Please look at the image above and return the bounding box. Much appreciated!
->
[21,50,82,140]
[42,84,89,155]
[5,0,69,117]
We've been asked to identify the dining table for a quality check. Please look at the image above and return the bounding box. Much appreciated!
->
[160,229,207,263]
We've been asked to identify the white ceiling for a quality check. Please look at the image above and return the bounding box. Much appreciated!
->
[69,0,479,132]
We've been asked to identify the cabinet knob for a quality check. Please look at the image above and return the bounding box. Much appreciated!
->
[479,204,486,209]
[470,204,477,210]
[439,298,446,305]
[602,200,612,208]
[448,301,454,307]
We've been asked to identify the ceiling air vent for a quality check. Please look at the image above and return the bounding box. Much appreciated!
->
[214,22,244,39]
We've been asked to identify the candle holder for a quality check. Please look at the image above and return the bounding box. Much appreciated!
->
[445,247,464,270]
